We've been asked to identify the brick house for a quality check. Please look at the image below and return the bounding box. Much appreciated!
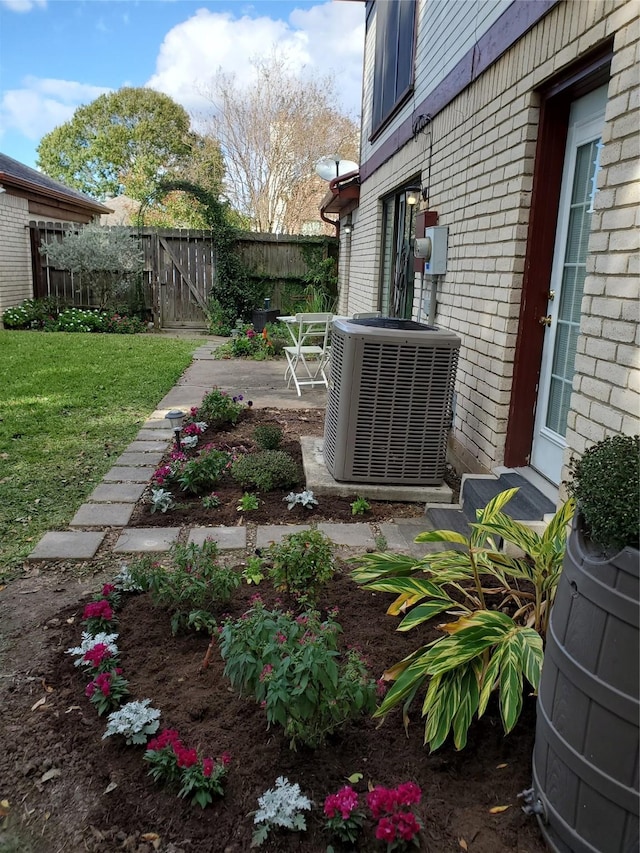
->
[325,0,639,496]
[0,153,111,320]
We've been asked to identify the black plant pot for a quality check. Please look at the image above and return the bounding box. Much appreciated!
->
[530,513,639,853]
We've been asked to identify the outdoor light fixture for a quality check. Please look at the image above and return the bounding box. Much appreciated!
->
[166,409,185,451]
[343,213,354,234]
[406,185,422,206]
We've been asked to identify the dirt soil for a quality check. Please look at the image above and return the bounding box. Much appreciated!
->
[0,407,545,853]
[128,407,435,528]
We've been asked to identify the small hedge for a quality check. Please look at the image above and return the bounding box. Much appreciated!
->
[231,450,300,492]
[2,299,146,334]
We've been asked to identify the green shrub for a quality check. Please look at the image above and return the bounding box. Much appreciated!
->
[231,450,299,492]
[265,528,335,600]
[566,434,640,549]
[2,297,59,329]
[254,423,283,450]
[197,387,246,429]
[176,447,231,495]
[219,601,376,748]
[128,541,240,634]
[56,307,107,332]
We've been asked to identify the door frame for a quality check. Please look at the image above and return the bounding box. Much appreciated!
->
[505,41,613,468]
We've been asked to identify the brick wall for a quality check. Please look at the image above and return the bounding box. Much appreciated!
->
[347,0,639,479]
[0,193,33,320]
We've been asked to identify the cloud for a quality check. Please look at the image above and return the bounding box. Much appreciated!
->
[0,0,46,11]
[146,1,365,120]
[0,77,110,140]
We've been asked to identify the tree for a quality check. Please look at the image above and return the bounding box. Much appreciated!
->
[37,88,197,202]
[197,55,360,234]
[40,225,144,310]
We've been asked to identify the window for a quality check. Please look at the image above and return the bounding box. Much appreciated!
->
[379,185,419,319]
[371,0,417,133]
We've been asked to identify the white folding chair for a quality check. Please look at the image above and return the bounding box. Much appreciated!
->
[283,312,333,396]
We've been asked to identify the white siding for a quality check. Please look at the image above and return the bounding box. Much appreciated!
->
[0,193,33,320]
[361,0,509,163]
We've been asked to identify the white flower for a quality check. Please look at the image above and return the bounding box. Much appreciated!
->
[102,699,161,745]
[66,632,119,666]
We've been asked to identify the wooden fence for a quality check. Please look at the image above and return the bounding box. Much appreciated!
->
[29,222,337,329]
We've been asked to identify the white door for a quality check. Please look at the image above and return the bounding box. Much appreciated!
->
[530,86,607,484]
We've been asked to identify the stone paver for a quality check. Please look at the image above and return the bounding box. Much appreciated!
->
[115,451,165,467]
[126,441,169,453]
[316,522,375,548]
[102,466,157,483]
[378,520,441,558]
[70,503,135,528]
[88,483,147,503]
[113,527,181,553]
[136,428,174,441]
[28,531,106,561]
[188,527,247,550]
[255,525,311,548]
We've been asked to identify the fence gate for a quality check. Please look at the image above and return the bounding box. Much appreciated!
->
[147,230,215,329]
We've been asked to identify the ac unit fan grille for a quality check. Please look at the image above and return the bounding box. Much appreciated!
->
[324,325,460,484]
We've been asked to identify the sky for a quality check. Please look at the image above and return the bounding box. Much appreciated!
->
[0,0,365,170]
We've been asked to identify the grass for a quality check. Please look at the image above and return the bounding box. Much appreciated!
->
[0,331,201,577]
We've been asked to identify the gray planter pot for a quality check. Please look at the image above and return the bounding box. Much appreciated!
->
[529,513,639,853]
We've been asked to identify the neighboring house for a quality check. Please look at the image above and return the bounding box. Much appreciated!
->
[99,194,141,225]
[0,153,111,320]
[327,0,639,496]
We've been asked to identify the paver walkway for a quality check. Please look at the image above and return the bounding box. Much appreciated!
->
[27,339,436,564]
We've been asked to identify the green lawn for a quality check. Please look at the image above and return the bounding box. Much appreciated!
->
[0,331,200,576]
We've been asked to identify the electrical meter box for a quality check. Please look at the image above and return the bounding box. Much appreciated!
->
[414,226,448,275]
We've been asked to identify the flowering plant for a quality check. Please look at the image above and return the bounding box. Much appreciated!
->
[102,698,161,745]
[367,783,423,851]
[252,776,311,846]
[66,632,119,668]
[81,598,116,634]
[144,728,231,808]
[219,600,377,748]
[85,668,129,715]
[324,785,365,844]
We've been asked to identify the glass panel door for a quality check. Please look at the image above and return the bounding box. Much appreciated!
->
[530,86,607,483]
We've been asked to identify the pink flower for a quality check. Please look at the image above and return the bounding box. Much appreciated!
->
[82,600,113,622]
[396,782,421,806]
[101,584,116,597]
[395,811,421,841]
[324,786,359,820]
[220,751,232,766]
[82,643,111,668]
[175,746,198,769]
[259,664,273,682]
[202,757,214,778]
[375,817,396,842]
[376,677,388,698]
[85,682,96,698]
[276,632,287,644]
[95,672,112,696]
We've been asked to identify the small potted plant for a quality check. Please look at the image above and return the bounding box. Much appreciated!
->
[528,434,639,853]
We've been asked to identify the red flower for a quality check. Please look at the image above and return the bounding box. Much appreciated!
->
[175,746,198,769]
[220,751,232,766]
[101,583,116,597]
[395,811,421,841]
[202,757,214,777]
[396,781,421,806]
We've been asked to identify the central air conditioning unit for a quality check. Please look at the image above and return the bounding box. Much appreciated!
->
[324,318,460,485]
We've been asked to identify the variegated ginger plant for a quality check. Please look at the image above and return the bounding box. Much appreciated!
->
[351,488,575,751]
